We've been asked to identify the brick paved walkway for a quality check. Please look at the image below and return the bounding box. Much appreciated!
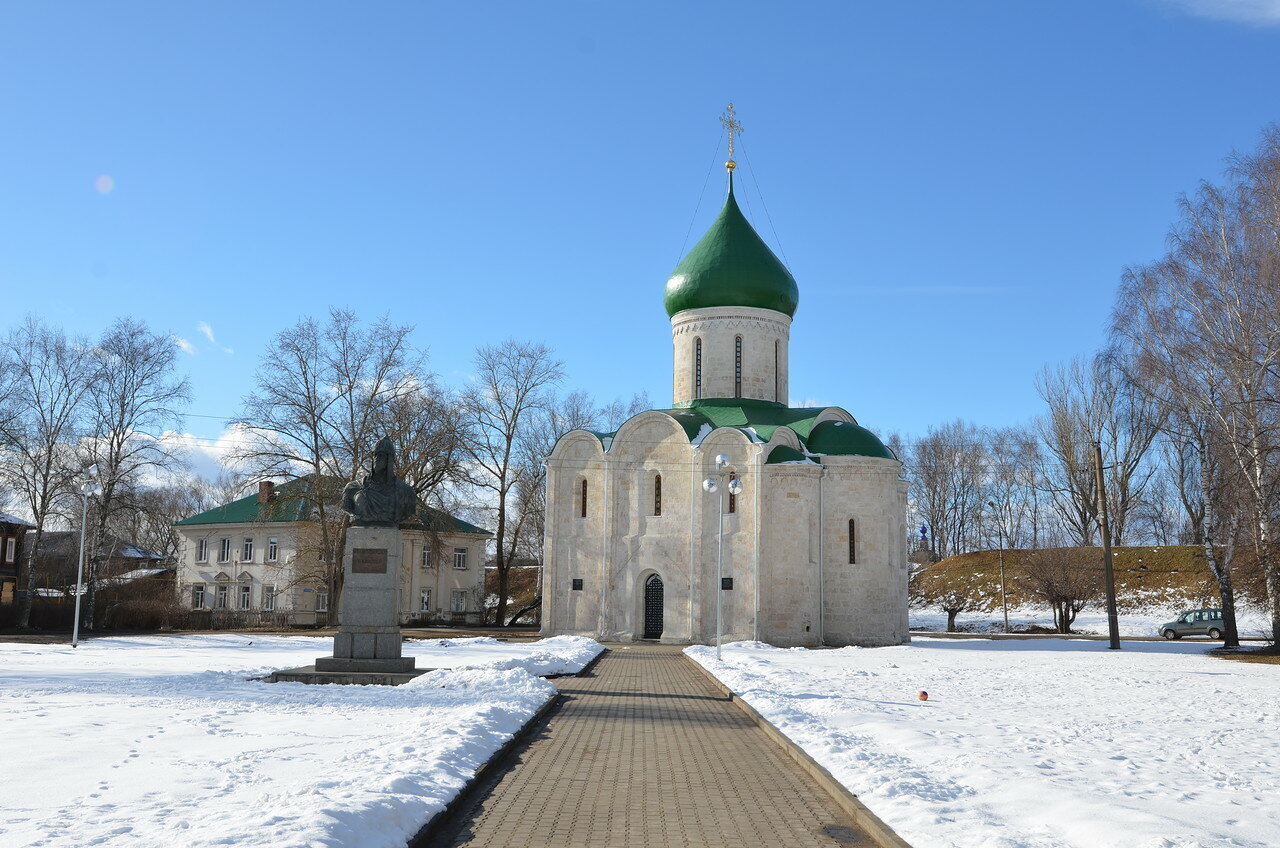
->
[424,643,873,847]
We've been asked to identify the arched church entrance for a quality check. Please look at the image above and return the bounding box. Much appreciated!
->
[642,573,664,639]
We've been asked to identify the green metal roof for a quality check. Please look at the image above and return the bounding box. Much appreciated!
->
[401,507,492,537]
[587,400,895,461]
[175,477,315,526]
[663,177,799,318]
[806,420,895,460]
[175,475,491,535]
[764,445,811,464]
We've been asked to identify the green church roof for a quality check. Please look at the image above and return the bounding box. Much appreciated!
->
[764,445,812,464]
[583,400,896,461]
[806,420,895,460]
[664,177,799,318]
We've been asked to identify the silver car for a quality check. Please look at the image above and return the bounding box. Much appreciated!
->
[1160,608,1225,640]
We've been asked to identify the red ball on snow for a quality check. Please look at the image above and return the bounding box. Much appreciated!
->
[918,691,929,701]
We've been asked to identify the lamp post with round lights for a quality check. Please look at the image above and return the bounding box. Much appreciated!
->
[71,468,98,648]
[703,453,744,661]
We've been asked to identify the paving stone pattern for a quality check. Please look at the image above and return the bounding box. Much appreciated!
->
[426,644,872,847]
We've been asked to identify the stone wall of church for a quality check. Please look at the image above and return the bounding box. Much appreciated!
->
[670,306,790,404]
[818,457,911,647]
[542,418,910,649]
[542,433,609,638]
[758,464,824,647]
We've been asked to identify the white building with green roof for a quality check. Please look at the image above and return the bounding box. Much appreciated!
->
[541,165,909,647]
[174,478,492,625]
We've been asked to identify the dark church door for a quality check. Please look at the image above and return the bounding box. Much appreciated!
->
[643,574,664,639]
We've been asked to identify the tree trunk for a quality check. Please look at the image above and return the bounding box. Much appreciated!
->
[1196,443,1241,647]
[946,609,958,632]
[16,526,42,629]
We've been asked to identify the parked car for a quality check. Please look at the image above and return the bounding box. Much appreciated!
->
[1161,609,1225,640]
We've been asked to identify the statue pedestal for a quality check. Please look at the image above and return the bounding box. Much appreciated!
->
[313,526,418,678]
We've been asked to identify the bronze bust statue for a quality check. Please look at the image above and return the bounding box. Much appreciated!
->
[341,437,419,527]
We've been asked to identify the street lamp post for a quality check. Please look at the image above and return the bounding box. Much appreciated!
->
[704,454,743,662]
[71,470,97,648]
[987,500,1009,633]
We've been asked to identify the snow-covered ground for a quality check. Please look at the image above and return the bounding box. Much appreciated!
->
[687,638,1280,848]
[911,603,1274,639]
[1,634,603,848]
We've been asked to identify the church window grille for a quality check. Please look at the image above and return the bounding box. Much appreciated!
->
[654,474,662,516]
[727,472,738,514]
[848,519,857,564]
[694,338,702,399]
[734,336,742,397]
[579,478,588,519]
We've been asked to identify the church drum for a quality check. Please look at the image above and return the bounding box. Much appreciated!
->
[643,574,664,639]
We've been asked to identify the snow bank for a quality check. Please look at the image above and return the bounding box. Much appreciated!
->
[0,634,602,848]
[687,638,1280,848]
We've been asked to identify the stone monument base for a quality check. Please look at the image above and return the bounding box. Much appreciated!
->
[314,655,417,673]
[267,664,428,686]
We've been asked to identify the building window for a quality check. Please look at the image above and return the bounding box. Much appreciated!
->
[218,538,231,563]
[694,337,702,399]
[315,590,329,613]
[195,538,207,563]
[734,335,742,397]
[267,537,278,562]
[420,588,432,612]
[571,578,584,591]
[653,474,662,516]
[451,589,467,613]
[215,584,229,609]
[241,537,254,563]
[421,545,432,569]
[579,478,588,519]
[453,548,468,570]
[191,584,205,609]
[239,584,252,610]
[727,472,738,514]
[262,585,276,612]
[849,519,857,564]
[774,340,780,401]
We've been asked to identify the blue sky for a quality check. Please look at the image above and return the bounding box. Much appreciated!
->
[2,0,1279,466]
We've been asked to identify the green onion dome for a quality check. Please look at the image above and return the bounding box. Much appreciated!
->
[664,179,799,318]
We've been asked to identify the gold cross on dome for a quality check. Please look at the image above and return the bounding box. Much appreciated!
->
[719,102,744,170]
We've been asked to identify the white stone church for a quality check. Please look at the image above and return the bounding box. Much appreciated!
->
[541,165,910,647]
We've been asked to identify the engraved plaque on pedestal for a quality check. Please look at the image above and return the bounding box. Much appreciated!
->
[352,548,388,574]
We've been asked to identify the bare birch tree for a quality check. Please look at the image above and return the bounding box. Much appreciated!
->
[80,319,190,629]
[0,318,97,627]
[231,309,426,621]
[461,339,563,626]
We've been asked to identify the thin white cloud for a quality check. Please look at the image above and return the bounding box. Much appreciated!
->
[195,321,234,354]
[174,336,197,356]
[1163,0,1280,25]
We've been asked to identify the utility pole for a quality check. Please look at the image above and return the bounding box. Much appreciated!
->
[1093,443,1121,651]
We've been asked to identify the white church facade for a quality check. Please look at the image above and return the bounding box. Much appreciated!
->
[541,159,910,648]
